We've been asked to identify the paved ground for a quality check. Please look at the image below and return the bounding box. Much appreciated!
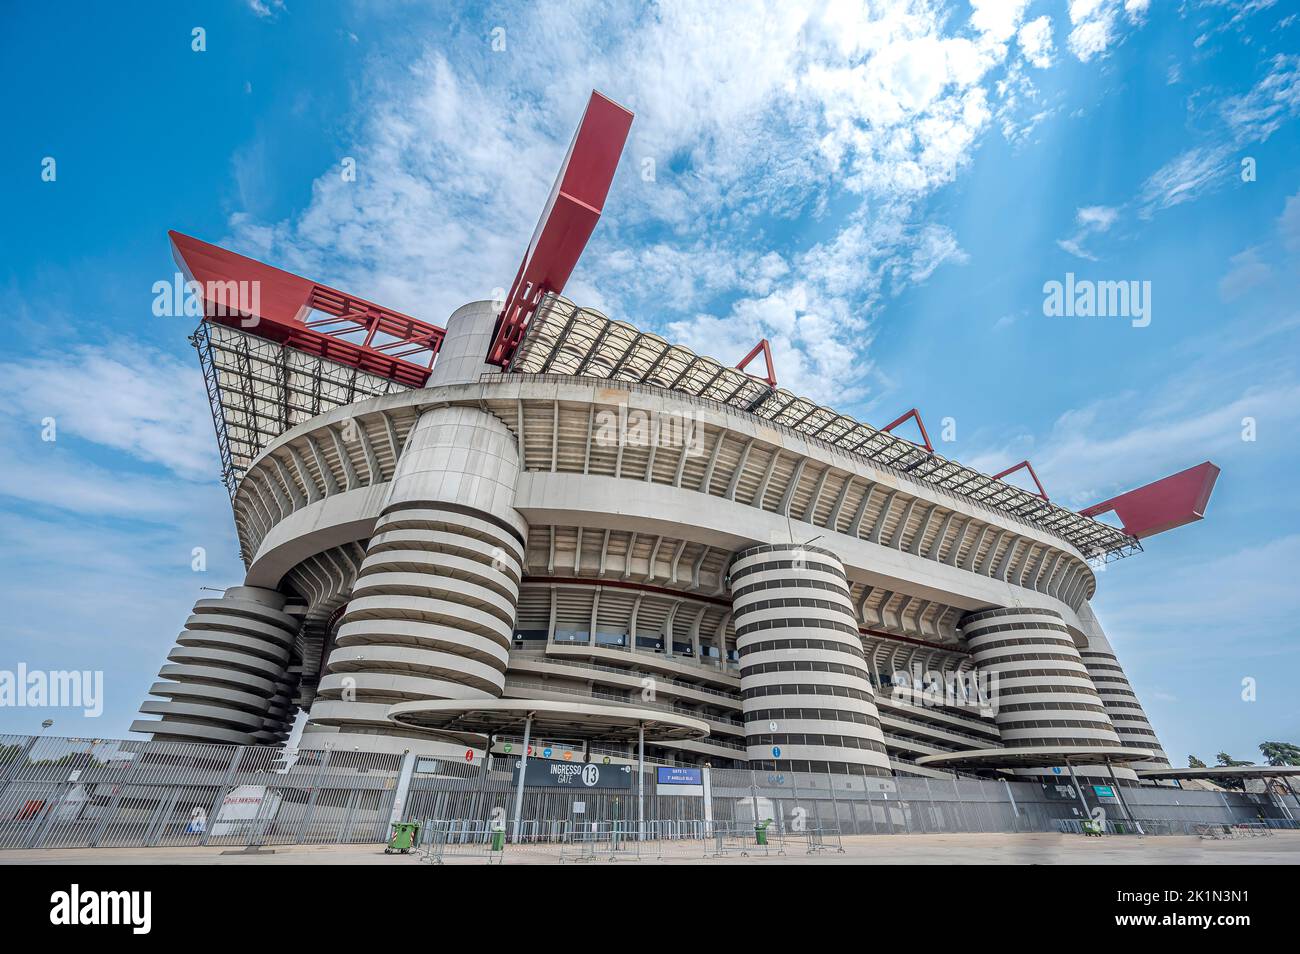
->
[3,831,1298,864]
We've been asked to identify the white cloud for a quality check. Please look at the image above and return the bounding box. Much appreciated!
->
[1018,16,1055,69]
[899,223,969,285]
[665,283,868,406]
[246,0,285,19]
[1067,0,1148,62]
[1280,188,1300,253]
[1135,56,1300,219]
[964,362,1300,510]
[1219,54,1300,143]
[1138,145,1233,218]
[1218,246,1272,301]
[1076,205,1120,229]
[0,343,217,482]
[1216,186,1300,300]
[1101,534,1300,632]
[970,0,1032,45]
[0,434,216,521]
[226,1,1053,418]
[1057,204,1121,259]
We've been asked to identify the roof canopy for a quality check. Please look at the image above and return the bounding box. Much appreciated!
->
[510,295,1142,562]
[387,699,710,746]
[916,745,1154,770]
[1136,765,1300,781]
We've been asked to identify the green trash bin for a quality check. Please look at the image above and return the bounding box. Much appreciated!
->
[491,824,506,852]
[755,819,771,846]
[385,821,420,854]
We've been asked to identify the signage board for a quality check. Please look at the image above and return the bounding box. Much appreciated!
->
[655,765,704,797]
[210,784,281,836]
[1092,785,1116,798]
[513,760,632,789]
[657,766,703,786]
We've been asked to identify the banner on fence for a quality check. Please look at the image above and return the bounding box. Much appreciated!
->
[512,760,633,789]
[656,766,704,796]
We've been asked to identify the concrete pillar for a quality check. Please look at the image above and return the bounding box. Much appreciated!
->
[132,586,299,745]
[729,543,891,777]
[301,404,528,754]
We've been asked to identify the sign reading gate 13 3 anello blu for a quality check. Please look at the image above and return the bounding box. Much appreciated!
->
[513,760,633,789]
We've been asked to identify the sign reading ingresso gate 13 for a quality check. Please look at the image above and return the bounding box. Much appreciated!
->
[512,760,633,789]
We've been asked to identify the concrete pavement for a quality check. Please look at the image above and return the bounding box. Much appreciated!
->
[3,831,1297,865]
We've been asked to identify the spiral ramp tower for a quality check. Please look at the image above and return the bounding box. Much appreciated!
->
[730,543,892,777]
[300,404,528,754]
[131,586,300,745]
[960,605,1132,781]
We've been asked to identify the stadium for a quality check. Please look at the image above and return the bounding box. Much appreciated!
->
[131,91,1221,798]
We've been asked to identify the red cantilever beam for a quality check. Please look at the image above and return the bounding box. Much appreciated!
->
[1079,461,1220,539]
[169,231,445,388]
[487,91,634,368]
[735,338,777,387]
[881,408,933,453]
[991,460,1048,500]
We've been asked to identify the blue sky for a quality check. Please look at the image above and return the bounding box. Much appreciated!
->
[1,1,1297,766]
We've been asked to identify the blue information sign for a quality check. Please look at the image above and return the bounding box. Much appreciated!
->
[656,766,703,785]
[771,746,781,758]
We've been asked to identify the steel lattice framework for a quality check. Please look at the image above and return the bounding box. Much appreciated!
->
[193,321,409,497]
[508,293,1143,563]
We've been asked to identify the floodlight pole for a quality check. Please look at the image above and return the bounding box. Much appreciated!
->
[510,713,533,843]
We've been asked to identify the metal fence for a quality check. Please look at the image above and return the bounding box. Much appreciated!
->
[403,759,1298,839]
[0,733,402,850]
[2,733,1296,851]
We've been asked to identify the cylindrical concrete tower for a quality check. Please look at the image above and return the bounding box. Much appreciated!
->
[132,586,299,745]
[963,606,1122,756]
[424,300,501,388]
[302,403,528,753]
[730,544,891,777]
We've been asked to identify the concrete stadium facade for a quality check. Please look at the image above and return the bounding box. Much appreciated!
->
[133,299,1173,787]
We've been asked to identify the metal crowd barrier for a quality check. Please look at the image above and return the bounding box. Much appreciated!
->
[1057,818,1143,836]
[1196,822,1273,840]
[1056,817,1285,838]
[787,826,845,853]
[558,822,642,863]
[419,820,507,864]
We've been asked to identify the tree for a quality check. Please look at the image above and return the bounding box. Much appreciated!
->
[1212,752,1253,790]
[1259,741,1300,766]
[1188,755,1207,768]
[1215,752,1254,767]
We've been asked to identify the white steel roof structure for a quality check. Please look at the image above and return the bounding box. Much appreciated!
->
[509,293,1141,563]
[194,321,410,496]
